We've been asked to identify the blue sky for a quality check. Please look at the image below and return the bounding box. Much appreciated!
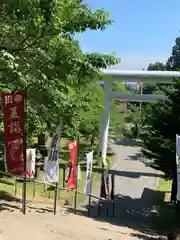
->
[77,0,180,70]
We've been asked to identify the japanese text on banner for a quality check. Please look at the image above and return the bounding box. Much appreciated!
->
[2,92,25,176]
[44,125,61,183]
[84,151,93,195]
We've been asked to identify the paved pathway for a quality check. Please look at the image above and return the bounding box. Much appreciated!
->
[78,144,162,239]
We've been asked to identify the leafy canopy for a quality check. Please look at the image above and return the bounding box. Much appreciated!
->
[141,37,180,179]
[0,0,118,136]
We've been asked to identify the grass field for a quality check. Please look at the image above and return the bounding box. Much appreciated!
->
[153,176,180,234]
[156,177,172,203]
[0,137,115,206]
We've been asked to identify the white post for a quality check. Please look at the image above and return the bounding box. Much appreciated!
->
[99,81,111,166]
[176,134,180,202]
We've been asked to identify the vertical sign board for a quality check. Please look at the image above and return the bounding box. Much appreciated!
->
[2,92,25,176]
[44,126,60,183]
[176,134,180,201]
[84,151,93,195]
[67,139,78,190]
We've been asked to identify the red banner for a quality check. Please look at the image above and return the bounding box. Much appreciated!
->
[67,139,78,190]
[2,92,25,176]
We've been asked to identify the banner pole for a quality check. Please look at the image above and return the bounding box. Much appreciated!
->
[111,174,115,217]
[88,174,93,217]
[73,136,79,214]
[14,177,17,196]
[53,182,58,215]
[63,166,65,188]
[98,173,103,217]
[33,180,36,199]
[58,170,61,201]
[106,173,110,217]
[22,91,27,215]
[112,199,115,217]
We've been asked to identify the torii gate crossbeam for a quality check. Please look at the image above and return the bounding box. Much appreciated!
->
[99,70,180,166]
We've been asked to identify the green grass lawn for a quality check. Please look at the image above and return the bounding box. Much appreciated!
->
[156,177,172,202]
[153,176,180,234]
[0,158,114,206]
[0,137,115,206]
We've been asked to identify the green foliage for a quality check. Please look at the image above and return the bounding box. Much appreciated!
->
[110,82,130,135]
[148,62,166,71]
[140,83,177,179]
[166,37,180,70]
[140,38,180,179]
[142,62,166,95]
[0,0,118,138]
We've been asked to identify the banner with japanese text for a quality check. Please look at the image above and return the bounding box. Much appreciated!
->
[84,151,93,195]
[2,92,25,176]
[44,125,61,183]
[67,139,78,190]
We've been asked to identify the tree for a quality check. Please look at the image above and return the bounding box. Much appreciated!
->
[78,84,104,146]
[0,0,118,140]
[166,37,180,70]
[140,37,180,200]
[140,81,178,199]
[148,62,166,71]
[143,62,166,95]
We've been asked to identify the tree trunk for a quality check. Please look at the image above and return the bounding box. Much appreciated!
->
[90,134,94,147]
[90,129,96,147]
[38,134,46,146]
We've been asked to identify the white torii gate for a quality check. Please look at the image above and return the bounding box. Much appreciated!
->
[99,69,180,166]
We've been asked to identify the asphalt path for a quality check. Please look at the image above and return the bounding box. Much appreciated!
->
[79,144,162,239]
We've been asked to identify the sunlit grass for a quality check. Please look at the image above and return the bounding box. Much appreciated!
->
[0,137,115,206]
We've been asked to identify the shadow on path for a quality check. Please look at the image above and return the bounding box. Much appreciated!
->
[114,138,143,147]
[126,152,144,161]
[79,166,163,178]
[66,188,166,237]
[0,190,22,212]
[109,169,163,179]
[0,190,54,214]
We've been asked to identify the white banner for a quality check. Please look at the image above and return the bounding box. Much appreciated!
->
[84,151,93,195]
[26,148,36,178]
[44,125,61,183]
[176,134,180,201]
[176,134,180,158]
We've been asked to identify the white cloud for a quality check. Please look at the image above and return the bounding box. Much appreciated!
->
[111,55,169,70]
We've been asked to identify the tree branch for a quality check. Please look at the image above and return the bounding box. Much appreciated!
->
[0,32,44,52]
